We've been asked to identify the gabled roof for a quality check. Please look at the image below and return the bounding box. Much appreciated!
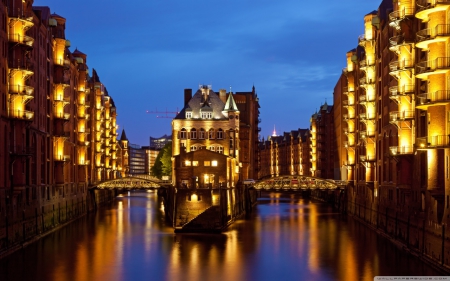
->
[174,88,227,120]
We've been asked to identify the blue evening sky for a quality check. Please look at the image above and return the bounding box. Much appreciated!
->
[36,0,381,146]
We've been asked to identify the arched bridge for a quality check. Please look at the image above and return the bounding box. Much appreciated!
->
[253,176,346,191]
[94,176,167,190]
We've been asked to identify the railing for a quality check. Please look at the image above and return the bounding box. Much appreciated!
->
[360,112,376,120]
[417,90,450,104]
[389,84,414,97]
[416,24,450,43]
[9,109,34,120]
[55,155,71,162]
[8,84,34,96]
[416,57,450,74]
[389,60,414,72]
[8,33,34,47]
[360,59,375,68]
[55,59,71,68]
[389,146,414,155]
[388,8,415,22]
[9,145,34,155]
[416,0,450,11]
[389,111,414,122]
[359,131,375,139]
[389,34,411,47]
[54,112,70,120]
[360,155,376,162]
[416,135,450,148]
[9,59,34,71]
[343,100,348,106]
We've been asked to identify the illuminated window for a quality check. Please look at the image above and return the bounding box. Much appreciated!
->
[190,128,197,139]
[204,161,210,166]
[201,112,212,119]
[212,160,218,166]
[217,129,223,139]
[186,112,192,119]
[193,161,199,166]
[209,129,215,139]
[185,160,191,166]
[180,128,187,139]
[199,128,206,139]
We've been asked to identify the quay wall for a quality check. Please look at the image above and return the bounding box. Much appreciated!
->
[0,188,116,259]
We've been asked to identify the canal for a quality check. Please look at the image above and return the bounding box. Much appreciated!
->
[0,191,443,281]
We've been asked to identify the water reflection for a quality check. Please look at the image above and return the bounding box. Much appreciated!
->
[0,191,441,281]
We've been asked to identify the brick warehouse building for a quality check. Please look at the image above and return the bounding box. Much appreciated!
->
[172,85,260,188]
[334,0,450,269]
[0,0,120,247]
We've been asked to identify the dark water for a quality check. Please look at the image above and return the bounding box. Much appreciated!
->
[0,191,442,281]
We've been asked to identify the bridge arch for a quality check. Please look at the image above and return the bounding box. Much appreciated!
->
[94,176,164,190]
[253,175,346,190]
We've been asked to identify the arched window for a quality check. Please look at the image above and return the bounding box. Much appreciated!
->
[199,128,206,139]
[209,129,215,139]
[180,128,187,139]
[190,128,197,139]
[217,129,223,139]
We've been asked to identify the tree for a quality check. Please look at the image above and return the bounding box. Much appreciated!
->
[151,142,172,179]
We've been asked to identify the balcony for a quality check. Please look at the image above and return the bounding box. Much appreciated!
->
[343,127,354,135]
[416,0,450,21]
[417,90,450,109]
[343,87,354,96]
[8,33,34,48]
[55,155,71,162]
[416,57,450,79]
[359,112,376,122]
[389,111,414,125]
[416,135,450,148]
[54,112,70,120]
[9,60,34,79]
[360,59,375,70]
[360,131,376,140]
[389,146,414,156]
[78,160,90,166]
[8,109,34,121]
[389,34,414,53]
[9,145,34,156]
[389,8,415,30]
[389,60,414,77]
[416,24,450,49]
[359,94,375,106]
[8,13,34,31]
[360,155,376,162]
[55,58,71,69]
[389,84,414,100]
[359,77,374,88]
[358,34,374,47]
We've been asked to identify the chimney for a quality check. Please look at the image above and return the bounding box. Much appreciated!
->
[219,89,227,104]
[184,89,192,105]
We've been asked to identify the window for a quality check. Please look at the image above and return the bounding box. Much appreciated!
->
[209,146,215,152]
[186,111,192,119]
[201,112,212,119]
[190,145,197,151]
[204,161,211,166]
[209,129,215,139]
[185,160,191,166]
[193,161,199,166]
[199,128,206,139]
[212,160,218,167]
[217,146,223,154]
[180,128,187,139]
[217,129,223,139]
[190,128,197,139]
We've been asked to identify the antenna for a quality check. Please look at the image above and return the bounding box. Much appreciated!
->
[145,107,180,119]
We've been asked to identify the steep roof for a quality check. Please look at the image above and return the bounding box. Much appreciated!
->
[120,129,128,141]
[223,92,239,112]
[174,88,227,120]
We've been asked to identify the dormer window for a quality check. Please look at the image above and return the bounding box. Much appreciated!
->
[186,112,192,119]
[201,112,212,119]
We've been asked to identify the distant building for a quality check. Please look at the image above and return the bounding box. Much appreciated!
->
[258,129,310,179]
[150,134,172,149]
